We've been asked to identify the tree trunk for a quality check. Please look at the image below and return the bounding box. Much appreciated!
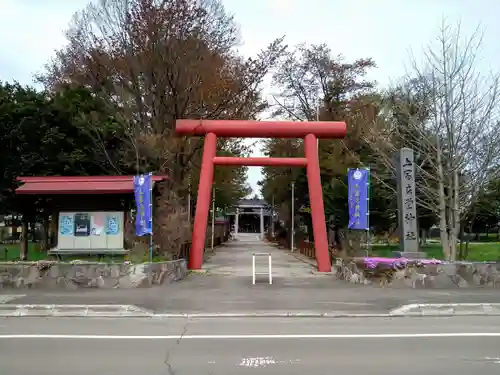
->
[342,230,364,257]
[20,218,29,261]
[41,214,49,252]
[436,143,450,259]
[447,200,453,259]
[420,228,428,246]
[458,221,465,260]
[334,226,343,252]
[29,220,36,243]
[450,169,460,261]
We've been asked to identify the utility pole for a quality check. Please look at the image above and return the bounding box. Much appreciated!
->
[187,184,191,223]
[187,136,192,225]
[316,97,320,148]
[271,194,275,238]
[211,187,215,249]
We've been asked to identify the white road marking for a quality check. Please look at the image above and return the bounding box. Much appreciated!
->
[1,333,500,340]
[316,302,374,306]
[239,356,277,368]
[484,357,500,364]
[238,356,300,367]
[390,303,500,315]
[0,295,25,304]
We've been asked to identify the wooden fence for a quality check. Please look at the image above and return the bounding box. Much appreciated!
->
[174,221,230,262]
[270,235,337,265]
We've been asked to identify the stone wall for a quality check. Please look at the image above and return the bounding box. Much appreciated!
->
[333,259,500,288]
[0,259,187,289]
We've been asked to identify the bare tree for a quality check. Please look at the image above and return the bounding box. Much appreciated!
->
[364,20,500,260]
[39,0,284,191]
[271,43,375,121]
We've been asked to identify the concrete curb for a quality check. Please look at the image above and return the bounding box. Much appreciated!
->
[1,303,500,318]
[153,312,399,318]
[0,304,154,317]
[389,303,500,316]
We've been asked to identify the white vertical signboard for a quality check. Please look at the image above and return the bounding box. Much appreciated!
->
[397,148,419,252]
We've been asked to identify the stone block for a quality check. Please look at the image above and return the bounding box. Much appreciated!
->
[96,276,119,288]
[392,251,428,259]
[118,274,149,288]
[0,259,187,290]
[438,263,458,276]
[332,259,500,289]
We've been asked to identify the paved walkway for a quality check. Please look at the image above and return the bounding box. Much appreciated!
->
[202,233,318,278]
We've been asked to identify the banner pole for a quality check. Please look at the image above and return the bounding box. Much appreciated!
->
[149,172,153,263]
[187,185,191,224]
[211,187,215,250]
[366,168,371,256]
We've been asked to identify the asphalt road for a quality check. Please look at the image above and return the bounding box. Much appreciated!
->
[6,280,500,315]
[1,316,500,374]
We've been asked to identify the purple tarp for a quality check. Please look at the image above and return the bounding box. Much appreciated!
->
[362,257,442,269]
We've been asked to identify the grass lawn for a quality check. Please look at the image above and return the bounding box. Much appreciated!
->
[0,243,46,261]
[370,243,500,262]
[3,240,499,263]
[0,242,127,263]
[461,233,500,243]
[0,242,170,263]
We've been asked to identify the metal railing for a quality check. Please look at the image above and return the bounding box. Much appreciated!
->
[252,252,272,285]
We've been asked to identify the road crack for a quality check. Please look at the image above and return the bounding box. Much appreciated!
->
[163,319,190,375]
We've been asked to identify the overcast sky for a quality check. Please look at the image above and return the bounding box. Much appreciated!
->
[1,0,499,196]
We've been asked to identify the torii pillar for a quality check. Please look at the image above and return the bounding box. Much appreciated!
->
[176,119,347,272]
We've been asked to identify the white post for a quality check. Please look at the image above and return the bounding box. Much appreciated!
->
[260,207,264,240]
[252,253,272,285]
[211,188,215,250]
[291,181,295,252]
[252,254,256,285]
[268,254,272,284]
[235,207,239,235]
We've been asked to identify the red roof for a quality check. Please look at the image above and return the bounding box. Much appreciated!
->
[15,175,168,195]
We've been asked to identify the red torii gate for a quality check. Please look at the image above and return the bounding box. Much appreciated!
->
[176,119,347,272]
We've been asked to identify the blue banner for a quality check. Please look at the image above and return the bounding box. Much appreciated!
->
[134,173,153,236]
[347,168,370,230]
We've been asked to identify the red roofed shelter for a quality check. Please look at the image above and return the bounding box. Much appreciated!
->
[15,175,167,258]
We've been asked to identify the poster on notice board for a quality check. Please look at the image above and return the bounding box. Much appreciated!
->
[74,213,90,237]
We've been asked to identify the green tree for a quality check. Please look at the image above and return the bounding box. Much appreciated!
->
[0,83,123,188]
[0,81,128,258]
[0,82,46,213]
